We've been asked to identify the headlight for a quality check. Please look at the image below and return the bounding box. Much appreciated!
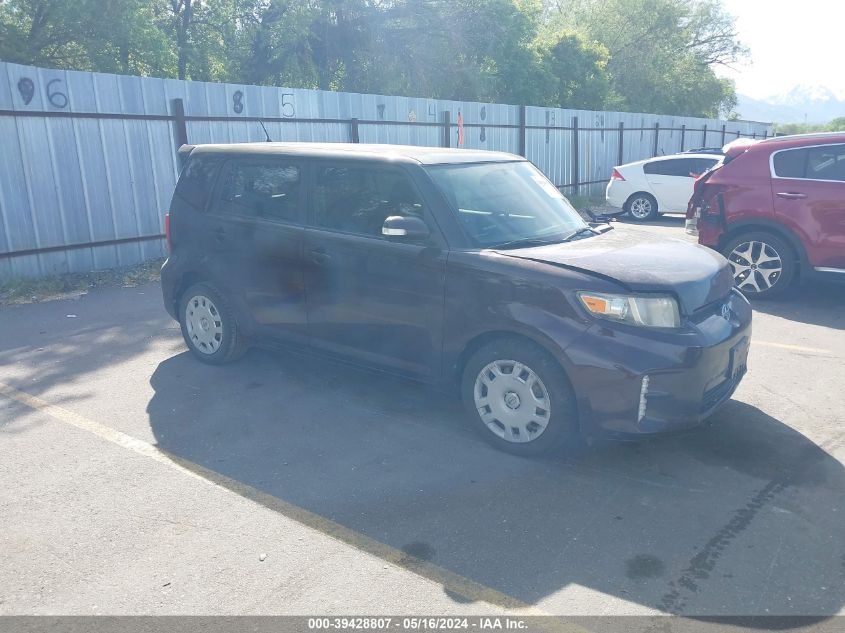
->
[577,292,681,328]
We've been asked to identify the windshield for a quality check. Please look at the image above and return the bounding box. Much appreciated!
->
[425,161,588,248]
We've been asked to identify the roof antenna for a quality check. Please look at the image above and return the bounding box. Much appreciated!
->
[258,120,273,143]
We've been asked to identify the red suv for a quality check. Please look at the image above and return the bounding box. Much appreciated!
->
[686,133,845,297]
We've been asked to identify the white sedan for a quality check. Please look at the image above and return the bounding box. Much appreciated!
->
[605,153,722,221]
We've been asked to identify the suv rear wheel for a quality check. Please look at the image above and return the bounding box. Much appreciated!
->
[179,282,247,364]
[722,232,796,298]
[461,338,577,456]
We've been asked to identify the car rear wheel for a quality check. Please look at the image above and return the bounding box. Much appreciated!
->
[625,193,658,222]
[461,338,577,456]
[179,283,247,364]
[722,232,796,298]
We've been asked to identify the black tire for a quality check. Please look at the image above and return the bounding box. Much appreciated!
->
[625,192,659,222]
[461,337,578,456]
[179,282,247,364]
[721,231,796,299]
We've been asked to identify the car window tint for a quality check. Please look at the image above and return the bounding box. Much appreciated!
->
[174,156,222,210]
[690,158,719,177]
[644,158,694,177]
[220,160,301,222]
[806,144,845,182]
[773,148,808,178]
[312,165,426,238]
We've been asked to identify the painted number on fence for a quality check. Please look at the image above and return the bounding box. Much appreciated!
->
[281,93,295,118]
[232,90,244,114]
[16,77,69,108]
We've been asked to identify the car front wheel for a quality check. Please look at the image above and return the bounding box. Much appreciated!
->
[722,232,796,298]
[461,338,577,456]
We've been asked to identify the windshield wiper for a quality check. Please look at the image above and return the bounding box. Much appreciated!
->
[492,236,567,250]
[560,226,599,241]
[492,226,598,250]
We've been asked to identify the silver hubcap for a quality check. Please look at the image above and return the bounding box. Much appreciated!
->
[473,359,551,444]
[630,197,653,219]
[185,295,224,354]
[728,240,783,293]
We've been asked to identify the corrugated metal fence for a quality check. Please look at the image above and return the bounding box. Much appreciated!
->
[0,61,772,278]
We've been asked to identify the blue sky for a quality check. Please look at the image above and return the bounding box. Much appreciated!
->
[717,0,845,99]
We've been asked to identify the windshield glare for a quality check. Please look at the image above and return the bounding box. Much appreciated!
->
[425,161,587,248]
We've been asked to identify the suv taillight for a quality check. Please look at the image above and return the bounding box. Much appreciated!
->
[611,168,625,181]
[165,213,172,253]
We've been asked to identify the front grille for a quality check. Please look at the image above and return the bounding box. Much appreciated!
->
[690,295,730,323]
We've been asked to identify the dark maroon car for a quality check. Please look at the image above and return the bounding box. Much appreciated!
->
[162,143,751,456]
[686,132,845,297]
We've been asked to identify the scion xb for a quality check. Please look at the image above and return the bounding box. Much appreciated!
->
[161,143,751,455]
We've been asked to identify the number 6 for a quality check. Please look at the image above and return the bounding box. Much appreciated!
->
[46,78,68,109]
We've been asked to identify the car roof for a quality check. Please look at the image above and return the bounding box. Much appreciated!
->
[186,142,524,165]
[622,152,722,167]
[758,131,845,149]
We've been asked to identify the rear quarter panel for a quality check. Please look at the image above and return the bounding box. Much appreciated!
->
[698,147,775,248]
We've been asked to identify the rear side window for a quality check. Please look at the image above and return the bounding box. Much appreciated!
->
[644,158,697,177]
[174,155,222,210]
[689,158,720,177]
[772,148,808,178]
[219,160,302,222]
[312,164,426,238]
[807,144,845,181]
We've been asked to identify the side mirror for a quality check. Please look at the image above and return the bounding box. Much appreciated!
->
[382,215,430,240]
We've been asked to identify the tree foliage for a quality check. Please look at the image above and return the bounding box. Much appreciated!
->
[775,117,845,136]
[0,0,748,117]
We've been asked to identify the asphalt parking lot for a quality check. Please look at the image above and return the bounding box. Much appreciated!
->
[1,216,844,618]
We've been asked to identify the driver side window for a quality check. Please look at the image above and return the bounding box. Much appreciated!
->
[312,164,427,238]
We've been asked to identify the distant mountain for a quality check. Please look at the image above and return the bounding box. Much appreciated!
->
[737,85,845,124]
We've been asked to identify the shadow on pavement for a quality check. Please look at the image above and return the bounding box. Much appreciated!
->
[748,280,845,329]
[147,347,845,621]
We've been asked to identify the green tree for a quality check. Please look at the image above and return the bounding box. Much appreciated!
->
[826,117,845,132]
[543,0,746,117]
[0,0,170,74]
[536,29,616,109]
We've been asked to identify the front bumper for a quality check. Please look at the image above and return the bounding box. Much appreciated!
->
[564,289,752,438]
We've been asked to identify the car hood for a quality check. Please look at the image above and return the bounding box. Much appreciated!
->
[493,230,734,314]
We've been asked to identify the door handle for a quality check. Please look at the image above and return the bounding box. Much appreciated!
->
[776,192,808,200]
[309,248,331,265]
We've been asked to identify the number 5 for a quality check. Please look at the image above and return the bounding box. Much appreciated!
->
[281,93,295,118]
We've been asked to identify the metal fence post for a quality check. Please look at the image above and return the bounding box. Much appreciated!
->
[763,130,768,139]
[702,124,708,147]
[680,124,686,152]
[571,116,579,194]
[443,111,451,148]
[350,118,360,143]
[518,105,526,157]
[171,98,188,148]
[618,122,624,166]
[653,121,660,156]
[752,131,757,139]
[721,124,727,146]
